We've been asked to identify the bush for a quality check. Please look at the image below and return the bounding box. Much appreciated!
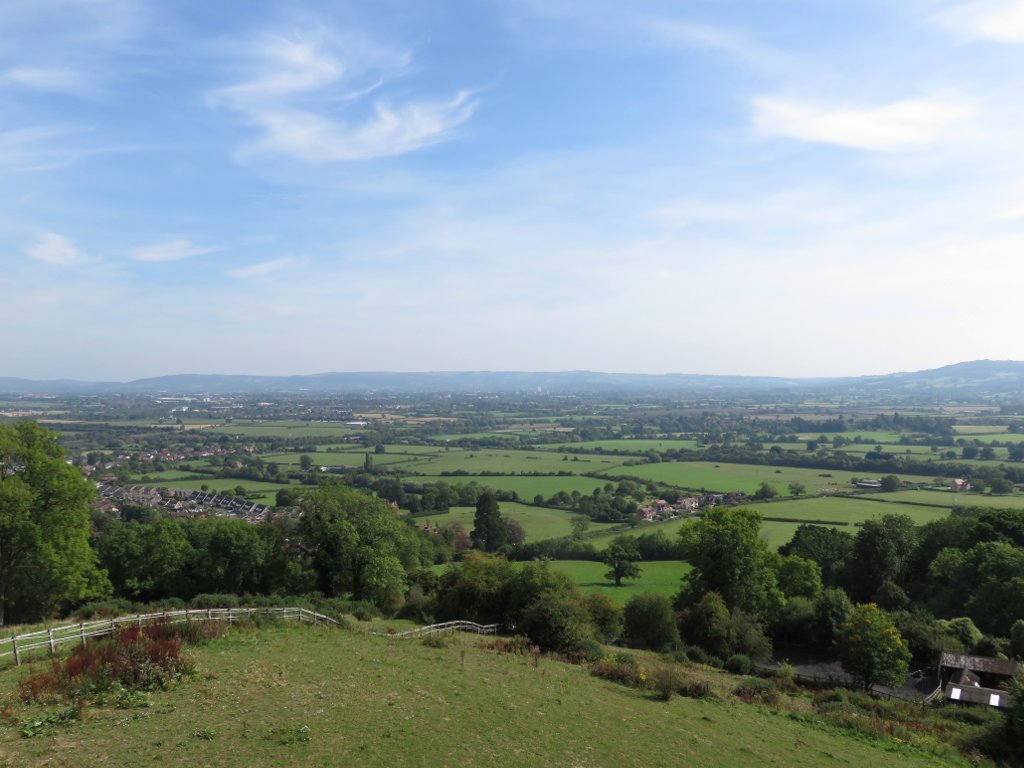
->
[519,591,595,654]
[72,599,135,620]
[725,654,752,675]
[648,663,687,701]
[189,594,241,609]
[585,593,623,643]
[623,593,679,651]
[590,656,648,688]
[19,624,200,703]
[733,678,781,706]
[678,679,713,699]
[421,634,449,649]
[683,645,709,665]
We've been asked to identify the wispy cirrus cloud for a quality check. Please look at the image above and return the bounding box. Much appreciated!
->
[228,256,296,278]
[1,66,93,94]
[24,231,88,265]
[209,29,478,164]
[940,1,1024,43]
[130,238,219,262]
[753,96,974,151]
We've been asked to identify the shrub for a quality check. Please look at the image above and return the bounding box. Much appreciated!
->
[733,678,781,706]
[623,593,679,651]
[19,624,200,703]
[585,593,623,643]
[649,663,687,701]
[590,656,648,688]
[421,634,449,649]
[774,662,797,689]
[725,654,752,675]
[189,594,240,609]
[519,591,595,654]
[72,599,135,620]
[678,679,713,699]
[683,645,709,665]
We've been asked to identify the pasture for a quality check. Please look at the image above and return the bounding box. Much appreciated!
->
[0,625,957,768]
[414,503,619,542]
[406,474,610,500]
[544,439,701,453]
[544,560,690,604]
[878,489,1024,510]
[605,461,936,496]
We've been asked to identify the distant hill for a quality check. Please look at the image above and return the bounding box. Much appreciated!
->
[1,360,1023,398]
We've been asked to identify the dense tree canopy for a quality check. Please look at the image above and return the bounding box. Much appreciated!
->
[677,507,783,617]
[0,422,109,624]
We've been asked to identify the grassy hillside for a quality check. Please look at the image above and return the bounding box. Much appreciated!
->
[0,625,978,767]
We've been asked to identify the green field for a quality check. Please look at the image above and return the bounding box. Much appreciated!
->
[262,451,418,468]
[397,448,626,475]
[879,489,1024,509]
[544,439,701,453]
[750,496,951,526]
[414,503,619,542]
[0,625,959,768]
[606,461,934,496]
[586,515,845,552]
[544,560,690,604]
[406,474,610,500]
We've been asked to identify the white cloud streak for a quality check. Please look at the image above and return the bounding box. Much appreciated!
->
[228,257,295,278]
[753,96,974,151]
[210,30,477,164]
[130,239,219,262]
[1,66,92,94]
[24,232,87,265]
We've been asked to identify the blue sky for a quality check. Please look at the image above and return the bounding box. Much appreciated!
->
[4,0,1024,380]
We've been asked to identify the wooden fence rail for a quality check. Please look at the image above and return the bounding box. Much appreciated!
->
[382,620,501,639]
[0,607,339,667]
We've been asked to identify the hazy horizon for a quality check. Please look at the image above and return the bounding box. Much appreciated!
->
[5,1,1024,380]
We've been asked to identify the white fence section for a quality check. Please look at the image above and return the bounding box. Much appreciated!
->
[0,607,339,666]
[384,620,500,639]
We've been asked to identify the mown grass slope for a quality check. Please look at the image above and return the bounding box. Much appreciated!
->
[0,625,972,768]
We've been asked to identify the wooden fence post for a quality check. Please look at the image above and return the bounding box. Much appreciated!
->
[79,622,87,647]
[47,628,55,655]
[12,636,20,666]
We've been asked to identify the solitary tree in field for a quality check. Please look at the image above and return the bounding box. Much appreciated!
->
[602,535,642,586]
[753,482,778,500]
[788,482,807,497]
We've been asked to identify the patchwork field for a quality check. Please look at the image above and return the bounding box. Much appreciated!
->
[544,560,690,604]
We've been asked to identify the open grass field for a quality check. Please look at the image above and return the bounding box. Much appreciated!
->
[0,625,967,768]
[397,448,626,475]
[795,430,904,443]
[544,560,690,604]
[586,516,846,552]
[261,451,417,468]
[750,497,951,526]
[878,489,1024,510]
[414,503,619,542]
[606,461,935,496]
[544,439,701,453]
[406,474,610,500]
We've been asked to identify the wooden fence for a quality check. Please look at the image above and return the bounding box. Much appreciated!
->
[382,620,500,640]
[0,607,339,667]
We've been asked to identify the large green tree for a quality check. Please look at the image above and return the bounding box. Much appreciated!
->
[677,507,783,618]
[471,490,506,552]
[602,535,642,586]
[837,603,911,692]
[0,422,109,624]
[298,483,420,609]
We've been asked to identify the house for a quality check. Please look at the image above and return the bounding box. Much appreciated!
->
[856,479,882,489]
[950,478,971,493]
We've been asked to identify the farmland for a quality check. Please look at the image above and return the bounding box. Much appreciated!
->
[415,503,620,542]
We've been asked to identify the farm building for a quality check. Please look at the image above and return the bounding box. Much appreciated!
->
[938,652,1021,709]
